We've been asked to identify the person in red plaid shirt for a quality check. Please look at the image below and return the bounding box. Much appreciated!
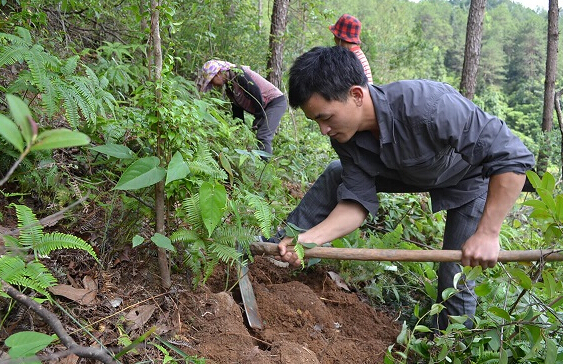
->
[330,14,373,84]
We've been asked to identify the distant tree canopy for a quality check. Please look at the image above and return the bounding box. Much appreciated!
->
[2,0,560,164]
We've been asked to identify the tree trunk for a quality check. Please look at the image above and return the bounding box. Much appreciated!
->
[536,0,559,176]
[460,0,486,100]
[555,89,563,174]
[266,0,290,89]
[150,0,171,289]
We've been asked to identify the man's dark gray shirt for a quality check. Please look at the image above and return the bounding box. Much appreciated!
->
[331,80,536,216]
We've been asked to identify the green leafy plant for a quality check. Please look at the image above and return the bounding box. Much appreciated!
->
[171,180,259,287]
[0,26,115,127]
[0,93,91,186]
[4,331,56,363]
[523,170,563,242]
[1,204,98,295]
[382,172,563,363]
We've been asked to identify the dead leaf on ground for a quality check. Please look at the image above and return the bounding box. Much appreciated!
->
[327,271,350,291]
[49,353,79,364]
[49,284,97,305]
[125,304,156,332]
[82,275,97,291]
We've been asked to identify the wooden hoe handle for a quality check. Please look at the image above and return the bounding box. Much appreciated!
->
[250,242,563,263]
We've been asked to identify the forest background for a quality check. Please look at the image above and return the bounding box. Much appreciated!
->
[1,0,563,362]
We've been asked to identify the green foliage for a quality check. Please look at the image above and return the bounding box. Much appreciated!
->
[379,171,563,363]
[114,156,167,190]
[171,190,258,287]
[523,170,563,242]
[0,27,115,127]
[92,41,146,98]
[2,3,561,363]
[5,331,55,362]
[0,93,91,191]
[1,204,98,297]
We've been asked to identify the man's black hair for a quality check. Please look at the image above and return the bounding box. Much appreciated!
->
[288,46,368,108]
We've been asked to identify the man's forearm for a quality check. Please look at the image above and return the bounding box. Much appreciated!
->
[297,200,368,246]
[477,172,526,237]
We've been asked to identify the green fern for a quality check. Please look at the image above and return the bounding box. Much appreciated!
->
[170,229,200,244]
[246,193,273,238]
[202,257,220,285]
[181,194,205,232]
[174,195,258,287]
[0,204,98,297]
[13,204,43,249]
[11,204,97,260]
[208,242,241,265]
[0,256,57,297]
[188,144,227,180]
[35,232,97,259]
[0,26,115,127]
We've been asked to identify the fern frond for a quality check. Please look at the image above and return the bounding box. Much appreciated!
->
[211,226,237,248]
[57,81,81,127]
[6,70,40,95]
[69,76,97,121]
[246,194,273,237]
[0,256,54,296]
[208,242,242,266]
[181,194,205,231]
[0,255,26,282]
[25,45,54,92]
[23,261,58,291]
[189,160,228,180]
[2,235,23,252]
[40,74,58,116]
[84,65,100,86]
[35,232,98,260]
[183,250,203,288]
[95,87,116,116]
[61,55,79,76]
[15,26,33,44]
[170,229,200,244]
[12,204,43,248]
[201,257,219,285]
[213,225,256,247]
[188,144,227,180]
[0,45,27,66]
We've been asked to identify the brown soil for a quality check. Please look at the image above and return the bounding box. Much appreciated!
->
[0,187,402,364]
[187,256,402,363]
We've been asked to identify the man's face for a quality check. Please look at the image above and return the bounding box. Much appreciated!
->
[301,92,361,143]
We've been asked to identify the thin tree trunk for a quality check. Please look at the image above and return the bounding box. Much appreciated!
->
[150,0,170,289]
[537,0,558,176]
[460,0,486,100]
[554,89,563,173]
[266,0,290,88]
[542,0,558,133]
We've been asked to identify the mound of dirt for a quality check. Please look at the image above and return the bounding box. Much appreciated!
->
[0,199,401,364]
[178,256,401,363]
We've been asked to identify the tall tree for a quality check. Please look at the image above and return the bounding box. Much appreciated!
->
[537,0,559,175]
[266,0,289,89]
[460,0,486,100]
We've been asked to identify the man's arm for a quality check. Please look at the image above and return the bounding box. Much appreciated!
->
[277,200,368,266]
[461,172,526,268]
